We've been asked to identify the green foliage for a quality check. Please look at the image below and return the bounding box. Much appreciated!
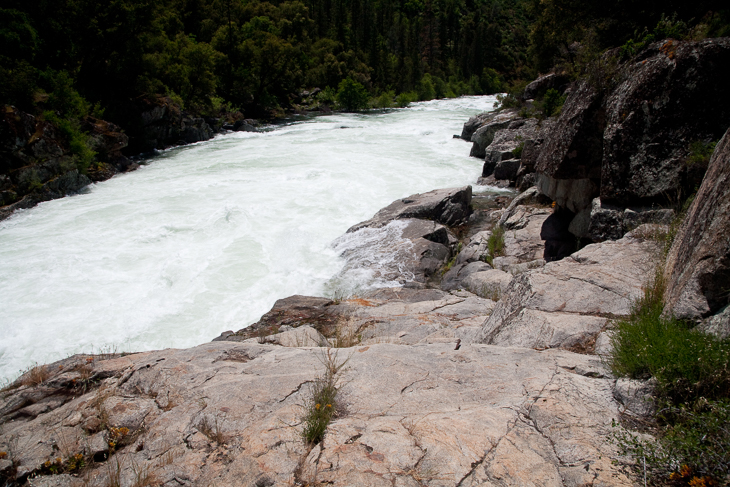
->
[512,143,525,159]
[483,226,506,266]
[687,140,717,167]
[494,93,521,110]
[301,350,348,445]
[371,91,395,109]
[43,111,97,173]
[336,77,369,112]
[418,74,437,101]
[316,86,337,106]
[395,91,418,108]
[615,400,730,485]
[620,14,689,58]
[541,88,565,117]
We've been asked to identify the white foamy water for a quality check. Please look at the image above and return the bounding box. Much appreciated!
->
[0,96,499,380]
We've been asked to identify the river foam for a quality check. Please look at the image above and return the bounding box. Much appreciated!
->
[0,96,501,380]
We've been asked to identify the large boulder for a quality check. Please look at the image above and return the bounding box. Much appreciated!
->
[482,118,539,178]
[663,127,730,321]
[521,73,571,101]
[536,38,730,227]
[338,218,456,285]
[347,186,472,232]
[469,110,520,158]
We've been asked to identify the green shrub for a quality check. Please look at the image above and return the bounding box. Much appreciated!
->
[541,88,566,117]
[493,93,521,110]
[317,86,337,106]
[512,142,524,159]
[417,73,436,101]
[483,226,505,266]
[687,140,717,167]
[395,91,418,107]
[371,90,395,108]
[336,77,369,112]
[43,111,96,173]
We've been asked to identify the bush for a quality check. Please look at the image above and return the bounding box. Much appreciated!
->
[43,111,97,173]
[417,73,436,101]
[371,90,395,108]
[687,140,717,167]
[541,88,566,117]
[336,77,369,111]
[395,91,418,107]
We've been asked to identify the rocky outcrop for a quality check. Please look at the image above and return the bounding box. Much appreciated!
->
[347,186,472,232]
[521,73,570,101]
[477,226,661,352]
[663,126,730,322]
[482,119,538,178]
[0,340,634,487]
[534,38,730,243]
[136,96,215,151]
[0,106,134,220]
[467,110,520,158]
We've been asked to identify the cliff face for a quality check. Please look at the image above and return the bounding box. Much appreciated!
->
[0,106,136,220]
[664,126,730,322]
[535,38,730,240]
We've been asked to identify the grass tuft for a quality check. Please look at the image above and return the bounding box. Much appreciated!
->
[301,350,349,445]
[483,226,506,267]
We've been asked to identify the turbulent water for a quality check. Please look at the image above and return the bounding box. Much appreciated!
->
[0,96,500,381]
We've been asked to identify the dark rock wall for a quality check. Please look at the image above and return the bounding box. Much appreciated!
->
[664,127,730,321]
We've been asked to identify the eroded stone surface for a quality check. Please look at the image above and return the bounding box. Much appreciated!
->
[477,231,659,351]
[0,342,632,487]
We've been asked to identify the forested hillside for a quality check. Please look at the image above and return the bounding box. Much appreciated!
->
[1,0,728,150]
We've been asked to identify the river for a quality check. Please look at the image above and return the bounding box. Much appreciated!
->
[0,96,499,381]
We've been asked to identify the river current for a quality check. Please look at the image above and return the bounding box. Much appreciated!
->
[0,96,499,381]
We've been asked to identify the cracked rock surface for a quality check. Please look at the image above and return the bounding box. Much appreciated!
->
[1,342,633,487]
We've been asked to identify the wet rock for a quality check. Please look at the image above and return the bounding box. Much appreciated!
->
[347,186,472,231]
[664,126,730,321]
[470,110,520,158]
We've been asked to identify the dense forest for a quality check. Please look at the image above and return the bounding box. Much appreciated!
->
[1,0,728,151]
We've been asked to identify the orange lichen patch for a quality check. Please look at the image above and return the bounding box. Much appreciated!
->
[660,39,677,59]
[689,477,717,487]
[0,451,7,459]
[347,298,376,307]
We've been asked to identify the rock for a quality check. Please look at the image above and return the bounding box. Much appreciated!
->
[664,126,730,320]
[497,187,551,227]
[613,378,655,417]
[233,120,257,132]
[482,119,540,181]
[265,325,329,347]
[697,305,730,340]
[462,269,513,298]
[460,111,493,141]
[586,198,624,242]
[602,38,730,206]
[521,73,570,101]
[0,341,635,487]
[493,158,521,181]
[455,230,494,264]
[477,232,659,351]
[470,110,520,158]
[492,207,551,270]
[218,295,335,341]
[347,186,472,232]
[535,38,730,220]
[441,260,492,291]
[136,96,215,151]
[337,219,455,284]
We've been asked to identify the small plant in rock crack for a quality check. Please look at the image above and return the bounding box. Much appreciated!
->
[301,350,349,445]
[483,226,506,266]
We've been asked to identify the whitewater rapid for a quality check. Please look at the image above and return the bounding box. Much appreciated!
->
[0,96,499,381]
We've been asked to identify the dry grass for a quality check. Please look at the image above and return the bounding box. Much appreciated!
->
[197,414,227,444]
[21,364,50,386]
[330,317,362,348]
